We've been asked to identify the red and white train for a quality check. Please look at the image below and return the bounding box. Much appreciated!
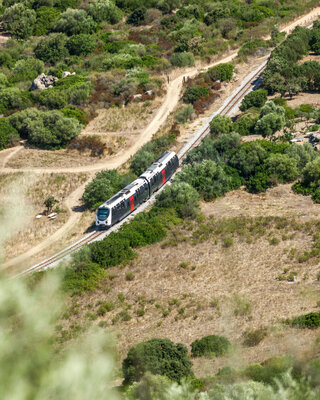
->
[96,151,179,228]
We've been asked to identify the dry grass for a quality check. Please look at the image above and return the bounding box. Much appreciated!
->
[58,184,320,376]
[2,172,88,260]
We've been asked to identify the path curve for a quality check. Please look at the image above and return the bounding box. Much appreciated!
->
[3,6,320,270]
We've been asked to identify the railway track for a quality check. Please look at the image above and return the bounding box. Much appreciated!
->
[13,59,268,278]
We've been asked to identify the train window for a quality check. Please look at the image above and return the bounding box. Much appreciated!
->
[121,202,125,209]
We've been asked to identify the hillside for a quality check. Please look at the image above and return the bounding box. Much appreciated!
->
[0,1,320,399]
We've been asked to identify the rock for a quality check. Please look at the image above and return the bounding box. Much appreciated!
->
[62,71,71,78]
[62,71,76,78]
[133,94,142,101]
[31,73,59,91]
[145,90,153,96]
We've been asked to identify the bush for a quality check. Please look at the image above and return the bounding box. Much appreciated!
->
[234,111,259,135]
[170,52,195,67]
[68,135,106,157]
[127,7,147,26]
[176,160,234,200]
[183,86,210,104]
[290,312,320,329]
[0,87,30,111]
[243,328,268,347]
[38,89,68,109]
[35,33,69,64]
[3,4,36,39]
[66,34,96,56]
[207,63,234,82]
[175,104,194,124]
[240,89,268,111]
[90,233,135,269]
[53,8,97,36]
[264,153,299,183]
[12,59,44,82]
[62,262,107,295]
[118,213,167,247]
[122,338,193,384]
[88,0,123,24]
[191,335,231,358]
[209,115,232,137]
[67,82,93,105]
[61,106,87,125]
[156,181,199,218]
[82,169,124,209]
[0,120,19,150]
[34,6,60,36]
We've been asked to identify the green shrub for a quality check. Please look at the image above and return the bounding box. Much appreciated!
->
[53,8,97,36]
[62,262,107,295]
[0,120,19,150]
[244,355,293,384]
[234,111,259,135]
[118,213,167,247]
[191,335,231,358]
[38,89,68,109]
[122,338,193,384]
[290,312,320,329]
[0,87,30,111]
[209,115,232,137]
[90,233,135,269]
[240,89,268,111]
[34,6,60,36]
[66,34,96,56]
[127,7,147,26]
[156,181,200,218]
[3,3,36,39]
[61,107,87,125]
[11,58,44,82]
[82,169,125,209]
[183,86,210,104]
[170,52,195,67]
[34,33,69,64]
[176,104,194,124]
[88,0,123,24]
[207,63,234,82]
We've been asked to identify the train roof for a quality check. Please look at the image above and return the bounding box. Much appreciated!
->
[140,151,177,178]
[99,178,147,208]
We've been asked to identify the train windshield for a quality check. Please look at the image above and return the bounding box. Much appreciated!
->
[97,208,110,221]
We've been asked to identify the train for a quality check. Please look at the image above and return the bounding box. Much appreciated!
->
[95,151,179,229]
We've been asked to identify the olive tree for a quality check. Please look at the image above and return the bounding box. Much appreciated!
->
[34,33,69,64]
[210,115,233,137]
[2,3,36,39]
[88,0,123,24]
[53,8,97,36]
[265,153,299,183]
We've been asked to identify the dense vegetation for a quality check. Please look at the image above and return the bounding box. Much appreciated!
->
[0,0,319,150]
[191,335,231,358]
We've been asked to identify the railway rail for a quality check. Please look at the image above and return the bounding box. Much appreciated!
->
[13,59,268,279]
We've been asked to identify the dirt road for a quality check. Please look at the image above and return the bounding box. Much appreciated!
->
[3,6,320,270]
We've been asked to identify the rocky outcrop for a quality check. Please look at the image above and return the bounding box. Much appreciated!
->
[30,73,59,91]
[61,71,76,78]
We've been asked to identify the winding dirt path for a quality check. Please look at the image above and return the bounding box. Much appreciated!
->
[2,6,320,270]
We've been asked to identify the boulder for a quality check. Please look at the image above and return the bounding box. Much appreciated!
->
[62,71,76,78]
[31,73,58,91]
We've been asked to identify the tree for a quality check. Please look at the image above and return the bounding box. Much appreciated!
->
[44,195,58,214]
[34,6,60,36]
[0,87,30,111]
[175,104,194,124]
[239,89,268,111]
[207,63,234,82]
[265,153,299,183]
[12,58,44,82]
[66,34,96,56]
[191,335,231,358]
[235,111,259,135]
[2,4,36,39]
[122,338,193,384]
[170,52,195,67]
[53,8,97,36]
[0,120,19,150]
[38,89,68,109]
[285,143,317,171]
[88,0,123,24]
[130,150,155,176]
[209,115,232,137]
[229,142,267,178]
[255,113,285,137]
[156,181,199,218]
[34,33,69,64]
[82,169,123,209]
[300,158,320,191]
[127,7,147,26]
[176,160,233,200]
[182,86,209,104]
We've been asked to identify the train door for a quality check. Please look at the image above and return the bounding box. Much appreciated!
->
[161,169,165,184]
[129,195,134,212]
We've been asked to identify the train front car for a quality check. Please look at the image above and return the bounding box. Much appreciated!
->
[140,151,179,195]
[96,204,112,229]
